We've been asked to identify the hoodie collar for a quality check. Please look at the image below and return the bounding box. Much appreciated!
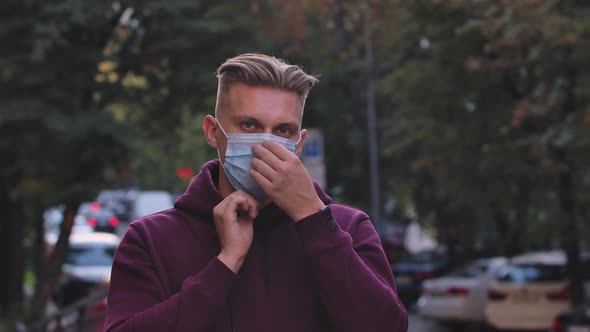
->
[174,160,333,224]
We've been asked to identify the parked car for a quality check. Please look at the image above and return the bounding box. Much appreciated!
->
[44,204,94,253]
[97,189,174,222]
[417,257,507,323]
[54,232,120,306]
[552,305,590,332]
[78,202,120,233]
[552,256,590,332]
[129,190,174,220]
[485,250,590,331]
[392,249,450,304]
[97,188,138,222]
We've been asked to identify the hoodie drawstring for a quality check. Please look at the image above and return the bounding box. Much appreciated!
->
[262,234,271,296]
[228,297,236,332]
[228,228,271,331]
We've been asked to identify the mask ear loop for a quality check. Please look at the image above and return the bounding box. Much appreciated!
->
[295,132,302,145]
[215,118,229,139]
[293,130,304,154]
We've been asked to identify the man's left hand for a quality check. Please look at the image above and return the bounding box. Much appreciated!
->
[250,141,325,222]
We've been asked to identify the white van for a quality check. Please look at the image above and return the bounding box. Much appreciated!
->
[130,190,174,220]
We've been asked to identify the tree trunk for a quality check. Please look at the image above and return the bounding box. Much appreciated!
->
[491,208,510,254]
[32,197,46,308]
[505,177,530,257]
[555,46,584,307]
[31,201,80,317]
[555,149,584,307]
[435,202,477,269]
[0,179,24,315]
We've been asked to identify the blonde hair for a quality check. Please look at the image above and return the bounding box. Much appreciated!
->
[215,53,318,113]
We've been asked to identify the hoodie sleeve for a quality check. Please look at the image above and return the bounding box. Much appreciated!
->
[293,205,408,332]
[105,224,239,332]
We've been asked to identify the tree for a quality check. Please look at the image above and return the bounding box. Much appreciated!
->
[0,0,134,317]
[378,0,590,305]
[0,0,276,320]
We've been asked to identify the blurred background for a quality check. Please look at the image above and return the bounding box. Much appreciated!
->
[1,0,590,331]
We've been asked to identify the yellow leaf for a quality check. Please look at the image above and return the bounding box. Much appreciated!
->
[98,60,117,73]
[107,72,119,83]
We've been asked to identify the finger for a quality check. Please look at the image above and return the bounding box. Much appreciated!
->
[238,199,258,220]
[251,143,283,170]
[224,192,248,215]
[247,199,258,219]
[235,191,259,219]
[251,157,276,182]
[247,195,260,219]
[237,201,252,219]
[261,140,294,161]
[250,169,273,195]
[222,197,239,222]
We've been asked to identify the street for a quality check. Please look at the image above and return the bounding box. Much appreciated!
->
[407,304,449,332]
[409,312,446,332]
[407,308,493,332]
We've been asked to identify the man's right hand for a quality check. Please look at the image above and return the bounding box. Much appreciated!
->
[214,191,258,273]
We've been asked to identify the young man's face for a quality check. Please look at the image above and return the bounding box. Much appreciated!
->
[206,83,306,163]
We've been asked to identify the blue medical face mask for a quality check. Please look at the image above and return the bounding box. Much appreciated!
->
[217,120,301,202]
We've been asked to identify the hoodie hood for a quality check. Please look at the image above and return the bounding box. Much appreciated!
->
[174,160,332,223]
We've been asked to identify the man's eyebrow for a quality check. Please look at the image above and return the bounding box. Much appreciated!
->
[234,115,262,124]
[275,122,299,130]
[234,116,299,129]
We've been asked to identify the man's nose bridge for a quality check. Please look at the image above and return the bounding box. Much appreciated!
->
[258,123,274,134]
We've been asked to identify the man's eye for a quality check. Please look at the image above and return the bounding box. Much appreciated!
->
[242,121,255,129]
[276,128,290,135]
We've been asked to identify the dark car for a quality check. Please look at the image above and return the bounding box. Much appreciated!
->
[97,189,138,222]
[552,305,590,332]
[96,189,174,223]
[78,202,120,233]
[392,249,450,305]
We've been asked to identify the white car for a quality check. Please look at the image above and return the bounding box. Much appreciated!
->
[417,257,507,322]
[55,232,121,306]
[62,232,121,282]
[485,250,590,330]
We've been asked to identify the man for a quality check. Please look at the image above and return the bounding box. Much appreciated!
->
[105,53,408,332]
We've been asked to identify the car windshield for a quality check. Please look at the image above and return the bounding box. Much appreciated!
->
[496,264,566,283]
[66,245,116,267]
[449,262,488,278]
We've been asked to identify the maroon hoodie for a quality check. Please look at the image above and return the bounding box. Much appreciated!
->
[105,160,408,332]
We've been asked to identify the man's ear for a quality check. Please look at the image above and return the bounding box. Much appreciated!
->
[295,129,307,157]
[202,115,219,148]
